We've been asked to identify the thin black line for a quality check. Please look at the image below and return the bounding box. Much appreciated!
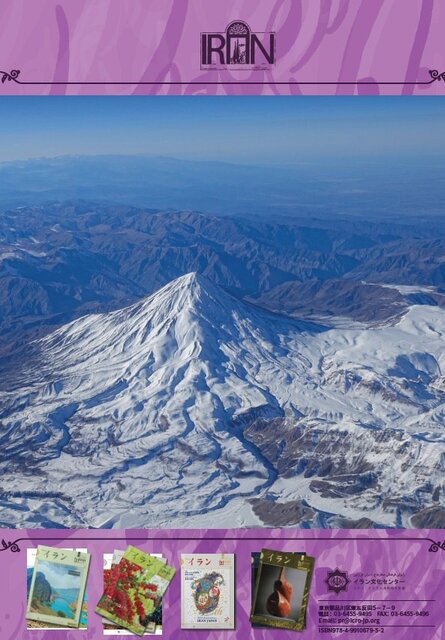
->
[319,599,436,602]
[9,80,436,86]
[2,534,442,556]
[11,536,439,542]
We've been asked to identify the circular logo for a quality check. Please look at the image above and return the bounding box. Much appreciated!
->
[325,568,350,595]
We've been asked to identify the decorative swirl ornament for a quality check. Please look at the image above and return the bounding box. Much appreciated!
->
[428,540,445,552]
[429,69,445,82]
[0,69,20,83]
[1,538,21,553]
[0,67,440,88]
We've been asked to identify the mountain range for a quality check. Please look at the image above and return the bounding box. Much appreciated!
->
[1,153,445,531]
[1,272,444,529]
[1,201,445,359]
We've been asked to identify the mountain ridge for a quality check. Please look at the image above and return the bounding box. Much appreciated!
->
[1,273,445,529]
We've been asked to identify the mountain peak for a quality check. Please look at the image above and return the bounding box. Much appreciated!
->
[173,271,206,287]
[140,271,233,319]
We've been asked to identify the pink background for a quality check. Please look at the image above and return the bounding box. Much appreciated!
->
[0,0,445,95]
[1,2,445,637]
[2,528,445,639]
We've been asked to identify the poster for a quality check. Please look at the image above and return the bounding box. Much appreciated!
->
[0,1,444,638]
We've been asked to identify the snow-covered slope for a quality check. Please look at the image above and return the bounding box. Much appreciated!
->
[1,273,444,528]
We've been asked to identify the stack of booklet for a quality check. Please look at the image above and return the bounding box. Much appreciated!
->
[250,548,315,632]
[96,546,175,636]
[26,545,90,630]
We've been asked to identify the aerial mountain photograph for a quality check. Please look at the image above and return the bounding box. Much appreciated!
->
[0,96,444,529]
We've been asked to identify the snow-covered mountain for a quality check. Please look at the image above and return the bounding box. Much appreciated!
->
[3,202,445,360]
[1,272,444,528]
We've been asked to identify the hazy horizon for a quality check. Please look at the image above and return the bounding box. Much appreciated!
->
[1,96,445,164]
[2,149,445,167]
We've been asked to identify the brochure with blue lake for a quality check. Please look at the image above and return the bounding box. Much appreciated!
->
[26,545,90,629]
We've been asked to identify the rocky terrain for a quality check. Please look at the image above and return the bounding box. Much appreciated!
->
[1,163,445,530]
[1,200,445,356]
[1,273,444,528]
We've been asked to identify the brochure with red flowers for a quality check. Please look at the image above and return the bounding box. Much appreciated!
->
[95,546,175,636]
[102,550,165,635]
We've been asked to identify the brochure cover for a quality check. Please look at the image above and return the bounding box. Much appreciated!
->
[0,1,445,638]
[251,550,306,630]
[102,551,164,635]
[96,546,175,636]
[26,547,88,630]
[181,553,235,629]
[251,549,314,631]
[26,546,90,629]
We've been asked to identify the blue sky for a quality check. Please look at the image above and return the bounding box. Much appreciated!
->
[37,560,81,590]
[0,96,444,164]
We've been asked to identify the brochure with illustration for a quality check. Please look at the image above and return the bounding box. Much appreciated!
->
[181,553,235,630]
